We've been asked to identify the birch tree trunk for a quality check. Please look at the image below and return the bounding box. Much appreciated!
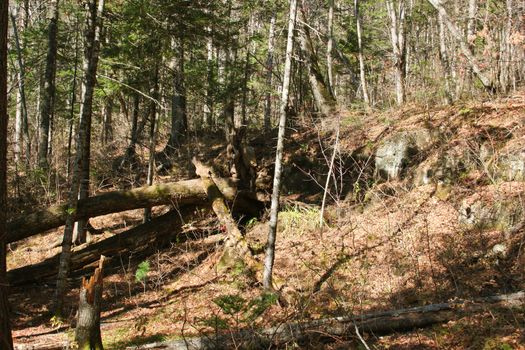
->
[355,0,370,106]
[38,0,59,169]
[326,0,335,95]
[426,0,494,91]
[438,12,453,104]
[386,0,406,106]
[263,0,297,290]
[263,15,276,132]
[0,0,13,347]
[55,0,105,316]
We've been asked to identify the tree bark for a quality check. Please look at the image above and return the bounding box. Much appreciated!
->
[297,6,337,117]
[326,0,335,95]
[144,64,159,222]
[8,208,202,286]
[263,15,276,132]
[165,37,187,154]
[386,0,407,106]
[426,0,494,91]
[38,0,59,169]
[139,291,525,349]
[0,0,13,347]
[193,159,256,273]
[55,0,105,316]
[11,10,29,165]
[6,177,262,244]
[264,0,297,290]
[75,256,105,350]
[355,0,370,106]
[438,11,453,104]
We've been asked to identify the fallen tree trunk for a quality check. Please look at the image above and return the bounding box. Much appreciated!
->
[8,207,210,285]
[7,178,262,244]
[125,291,525,350]
[193,159,259,274]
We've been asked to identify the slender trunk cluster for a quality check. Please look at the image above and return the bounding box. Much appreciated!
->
[38,0,60,169]
[386,0,407,106]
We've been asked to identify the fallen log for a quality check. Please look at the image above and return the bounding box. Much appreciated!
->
[125,291,525,350]
[7,178,263,244]
[193,159,259,274]
[7,207,210,286]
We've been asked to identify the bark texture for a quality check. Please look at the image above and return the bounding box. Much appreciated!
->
[75,256,105,350]
[38,0,60,168]
[8,208,200,285]
[0,0,13,347]
[7,178,262,243]
[264,0,297,290]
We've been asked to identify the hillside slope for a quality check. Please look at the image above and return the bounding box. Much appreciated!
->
[8,91,525,349]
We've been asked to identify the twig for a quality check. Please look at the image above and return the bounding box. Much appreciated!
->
[355,324,371,350]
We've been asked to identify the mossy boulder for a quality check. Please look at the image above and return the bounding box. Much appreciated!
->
[375,129,433,181]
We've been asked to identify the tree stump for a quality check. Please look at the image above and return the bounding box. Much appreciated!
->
[75,255,105,350]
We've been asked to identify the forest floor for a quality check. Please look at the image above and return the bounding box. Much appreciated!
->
[7,91,525,349]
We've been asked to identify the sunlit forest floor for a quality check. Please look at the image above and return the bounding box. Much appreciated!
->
[8,91,525,349]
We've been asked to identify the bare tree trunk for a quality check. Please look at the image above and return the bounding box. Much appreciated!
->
[75,256,104,350]
[66,25,80,181]
[263,0,297,290]
[355,0,370,106]
[386,0,406,105]
[204,30,214,128]
[438,12,453,104]
[326,0,335,95]
[101,96,113,145]
[298,6,337,117]
[426,0,494,91]
[144,65,159,223]
[165,37,186,154]
[0,0,13,347]
[38,0,59,169]
[55,0,105,317]
[11,10,29,165]
[263,15,276,132]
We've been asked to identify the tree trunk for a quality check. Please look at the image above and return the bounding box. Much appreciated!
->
[263,0,297,290]
[426,0,494,91]
[297,6,336,118]
[204,30,214,128]
[193,159,257,274]
[55,0,105,317]
[355,0,370,106]
[438,11,453,104]
[165,37,187,154]
[326,0,335,95]
[38,0,59,169]
[66,25,80,180]
[8,208,203,286]
[263,15,276,132]
[7,177,262,244]
[11,10,29,165]
[75,256,105,350]
[145,291,525,349]
[0,0,13,347]
[386,0,407,106]
[101,97,113,145]
[144,64,159,223]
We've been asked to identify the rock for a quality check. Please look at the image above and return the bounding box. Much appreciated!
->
[491,243,508,258]
[458,193,524,233]
[497,152,525,181]
[375,129,433,180]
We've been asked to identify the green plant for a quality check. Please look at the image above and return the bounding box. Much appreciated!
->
[135,260,150,293]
